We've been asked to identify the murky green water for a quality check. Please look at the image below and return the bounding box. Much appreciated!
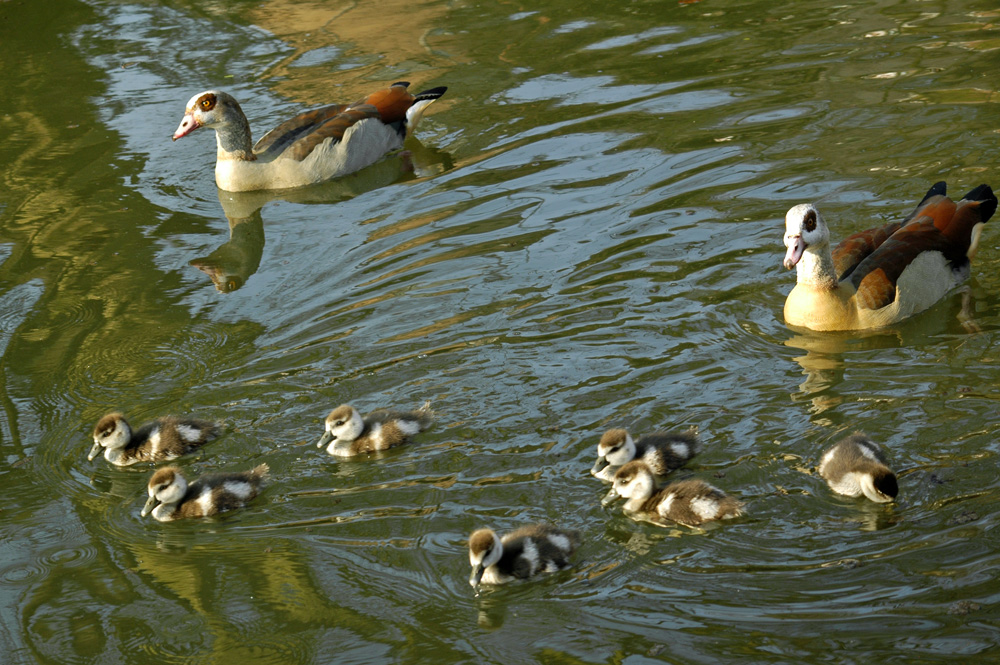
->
[1,0,998,662]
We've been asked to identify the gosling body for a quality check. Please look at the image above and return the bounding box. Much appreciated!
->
[605,461,742,527]
[591,427,700,482]
[89,412,220,466]
[818,433,898,503]
[468,523,581,587]
[141,464,269,522]
[316,402,433,457]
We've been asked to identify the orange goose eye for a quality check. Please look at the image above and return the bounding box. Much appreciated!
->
[803,210,817,232]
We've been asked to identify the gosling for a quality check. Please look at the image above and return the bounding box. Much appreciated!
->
[468,523,580,587]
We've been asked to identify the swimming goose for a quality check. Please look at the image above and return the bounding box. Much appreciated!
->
[604,461,742,527]
[173,81,448,192]
[315,402,433,457]
[140,464,269,521]
[591,427,700,482]
[818,433,898,503]
[88,412,220,466]
[782,181,996,331]
[468,523,581,587]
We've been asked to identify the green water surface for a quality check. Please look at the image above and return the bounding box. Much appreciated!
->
[1,0,998,663]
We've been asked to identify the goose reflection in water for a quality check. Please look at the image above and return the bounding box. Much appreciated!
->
[189,139,454,292]
[783,287,983,414]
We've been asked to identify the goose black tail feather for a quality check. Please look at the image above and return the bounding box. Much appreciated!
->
[961,184,997,222]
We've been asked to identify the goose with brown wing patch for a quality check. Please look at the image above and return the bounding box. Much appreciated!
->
[316,402,433,457]
[818,433,898,503]
[604,461,742,527]
[173,82,447,191]
[88,412,220,466]
[140,464,268,522]
[782,181,996,330]
[468,524,581,587]
[591,427,700,482]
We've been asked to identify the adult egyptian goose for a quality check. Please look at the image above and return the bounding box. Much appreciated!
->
[315,402,433,457]
[467,523,581,588]
[590,427,700,482]
[782,182,996,331]
[173,81,447,192]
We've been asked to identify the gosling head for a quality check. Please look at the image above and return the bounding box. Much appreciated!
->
[89,412,132,460]
[141,466,188,517]
[468,528,503,587]
[316,404,365,449]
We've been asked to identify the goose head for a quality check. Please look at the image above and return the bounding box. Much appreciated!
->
[783,203,830,269]
[141,466,188,517]
[89,412,131,460]
[468,528,503,587]
[316,405,365,449]
[860,470,899,503]
[603,460,657,508]
[173,91,247,139]
[596,428,636,468]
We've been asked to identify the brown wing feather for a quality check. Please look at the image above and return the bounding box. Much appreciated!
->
[283,105,382,161]
[252,83,419,162]
[360,85,416,125]
[845,182,994,311]
[253,103,350,156]
[832,221,902,281]
[850,221,949,310]
[938,198,990,245]
[833,185,951,281]
[918,197,958,232]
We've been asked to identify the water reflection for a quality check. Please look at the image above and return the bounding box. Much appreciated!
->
[190,141,452,292]
[784,291,984,412]
[190,202,265,293]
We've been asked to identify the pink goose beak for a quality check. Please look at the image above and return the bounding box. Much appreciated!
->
[173,113,201,141]
[783,235,805,269]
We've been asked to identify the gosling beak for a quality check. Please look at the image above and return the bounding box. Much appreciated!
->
[469,563,485,588]
[87,441,103,461]
[601,487,621,507]
[590,456,608,477]
[140,495,158,517]
[316,430,334,449]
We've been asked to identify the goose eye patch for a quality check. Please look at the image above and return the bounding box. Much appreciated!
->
[804,210,817,232]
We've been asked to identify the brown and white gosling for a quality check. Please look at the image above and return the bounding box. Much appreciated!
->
[468,523,581,587]
[817,433,898,503]
[591,427,700,482]
[315,402,433,457]
[89,412,220,466]
[604,460,742,527]
[140,464,268,522]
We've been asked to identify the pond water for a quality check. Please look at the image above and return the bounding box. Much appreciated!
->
[1,0,998,662]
